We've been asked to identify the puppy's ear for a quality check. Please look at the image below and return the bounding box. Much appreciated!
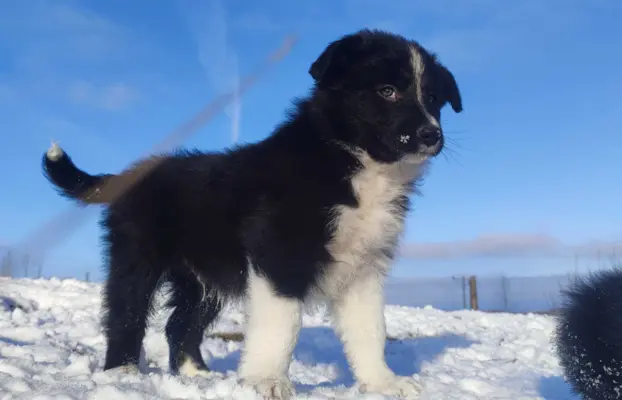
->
[437,63,463,113]
[309,34,365,88]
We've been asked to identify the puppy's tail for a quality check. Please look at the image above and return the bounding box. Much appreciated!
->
[42,142,114,205]
[554,267,622,400]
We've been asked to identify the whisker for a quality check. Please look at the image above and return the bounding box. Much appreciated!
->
[444,133,472,151]
[440,141,465,167]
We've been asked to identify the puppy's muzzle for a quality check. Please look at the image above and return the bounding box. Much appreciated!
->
[417,126,442,147]
[416,126,444,156]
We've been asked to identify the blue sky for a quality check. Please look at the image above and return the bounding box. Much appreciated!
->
[1,0,621,281]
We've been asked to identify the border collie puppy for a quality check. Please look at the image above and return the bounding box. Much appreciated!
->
[554,268,622,400]
[42,29,462,399]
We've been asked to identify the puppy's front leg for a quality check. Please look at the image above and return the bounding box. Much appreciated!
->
[332,271,422,399]
[239,270,302,400]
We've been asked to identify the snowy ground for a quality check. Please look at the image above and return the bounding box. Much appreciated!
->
[0,277,577,399]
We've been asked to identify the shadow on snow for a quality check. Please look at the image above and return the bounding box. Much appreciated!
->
[209,326,477,393]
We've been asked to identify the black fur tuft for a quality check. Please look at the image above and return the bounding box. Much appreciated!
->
[554,267,622,399]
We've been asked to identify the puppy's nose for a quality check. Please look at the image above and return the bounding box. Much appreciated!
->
[417,126,442,146]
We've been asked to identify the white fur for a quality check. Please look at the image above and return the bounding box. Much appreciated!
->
[331,271,388,381]
[46,141,64,161]
[321,150,424,297]
[410,47,440,129]
[239,269,301,399]
[331,271,421,398]
[319,150,425,398]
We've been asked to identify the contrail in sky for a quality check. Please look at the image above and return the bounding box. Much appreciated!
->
[181,0,241,144]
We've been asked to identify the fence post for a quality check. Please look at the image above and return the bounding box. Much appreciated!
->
[462,276,467,309]
[85,272,90,282]
[469,275,479,310]
[501,275,509,311]
[1,250,13,277]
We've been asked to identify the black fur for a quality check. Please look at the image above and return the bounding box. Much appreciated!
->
[42,149,112,203]
[554,268,622,399]
[42,29,462,375]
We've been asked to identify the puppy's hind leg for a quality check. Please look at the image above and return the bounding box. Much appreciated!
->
[165,271,222,377]
[101,247,162,372]
[238,269,302,400]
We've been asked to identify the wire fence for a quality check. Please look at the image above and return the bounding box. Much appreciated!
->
[1,248,587,314]
[384,273,582,313]
[0,247,44,280]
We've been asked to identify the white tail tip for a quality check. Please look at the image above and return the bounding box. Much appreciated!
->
[46,141,64,161]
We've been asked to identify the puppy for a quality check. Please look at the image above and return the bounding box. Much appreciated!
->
[554,268,622,400]
[42,29,462,399]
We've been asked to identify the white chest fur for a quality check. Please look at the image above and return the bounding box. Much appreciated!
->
[320,151,426,298]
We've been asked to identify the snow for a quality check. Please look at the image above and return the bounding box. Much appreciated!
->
[0,277,577,399]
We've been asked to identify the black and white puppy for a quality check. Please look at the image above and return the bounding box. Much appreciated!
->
[42,29,462,399]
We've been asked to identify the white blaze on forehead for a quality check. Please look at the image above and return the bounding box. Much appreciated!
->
[409,46,440,129]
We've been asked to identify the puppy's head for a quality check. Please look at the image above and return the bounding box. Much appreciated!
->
[310,29,463,163]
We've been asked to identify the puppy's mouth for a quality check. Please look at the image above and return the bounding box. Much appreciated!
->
[418,142,443,157]
[399,142,443,165]
[399,135,443,157]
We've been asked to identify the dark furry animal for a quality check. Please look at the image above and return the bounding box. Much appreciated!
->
[554,268,622,400]
[42,29,462,399]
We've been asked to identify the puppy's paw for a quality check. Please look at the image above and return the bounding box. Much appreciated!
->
[360,373,422,399]
[245,376,295,400]
[178,359,211,378]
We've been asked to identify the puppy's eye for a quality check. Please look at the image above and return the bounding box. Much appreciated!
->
[377,85,398,101]
[427,92,437,104]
